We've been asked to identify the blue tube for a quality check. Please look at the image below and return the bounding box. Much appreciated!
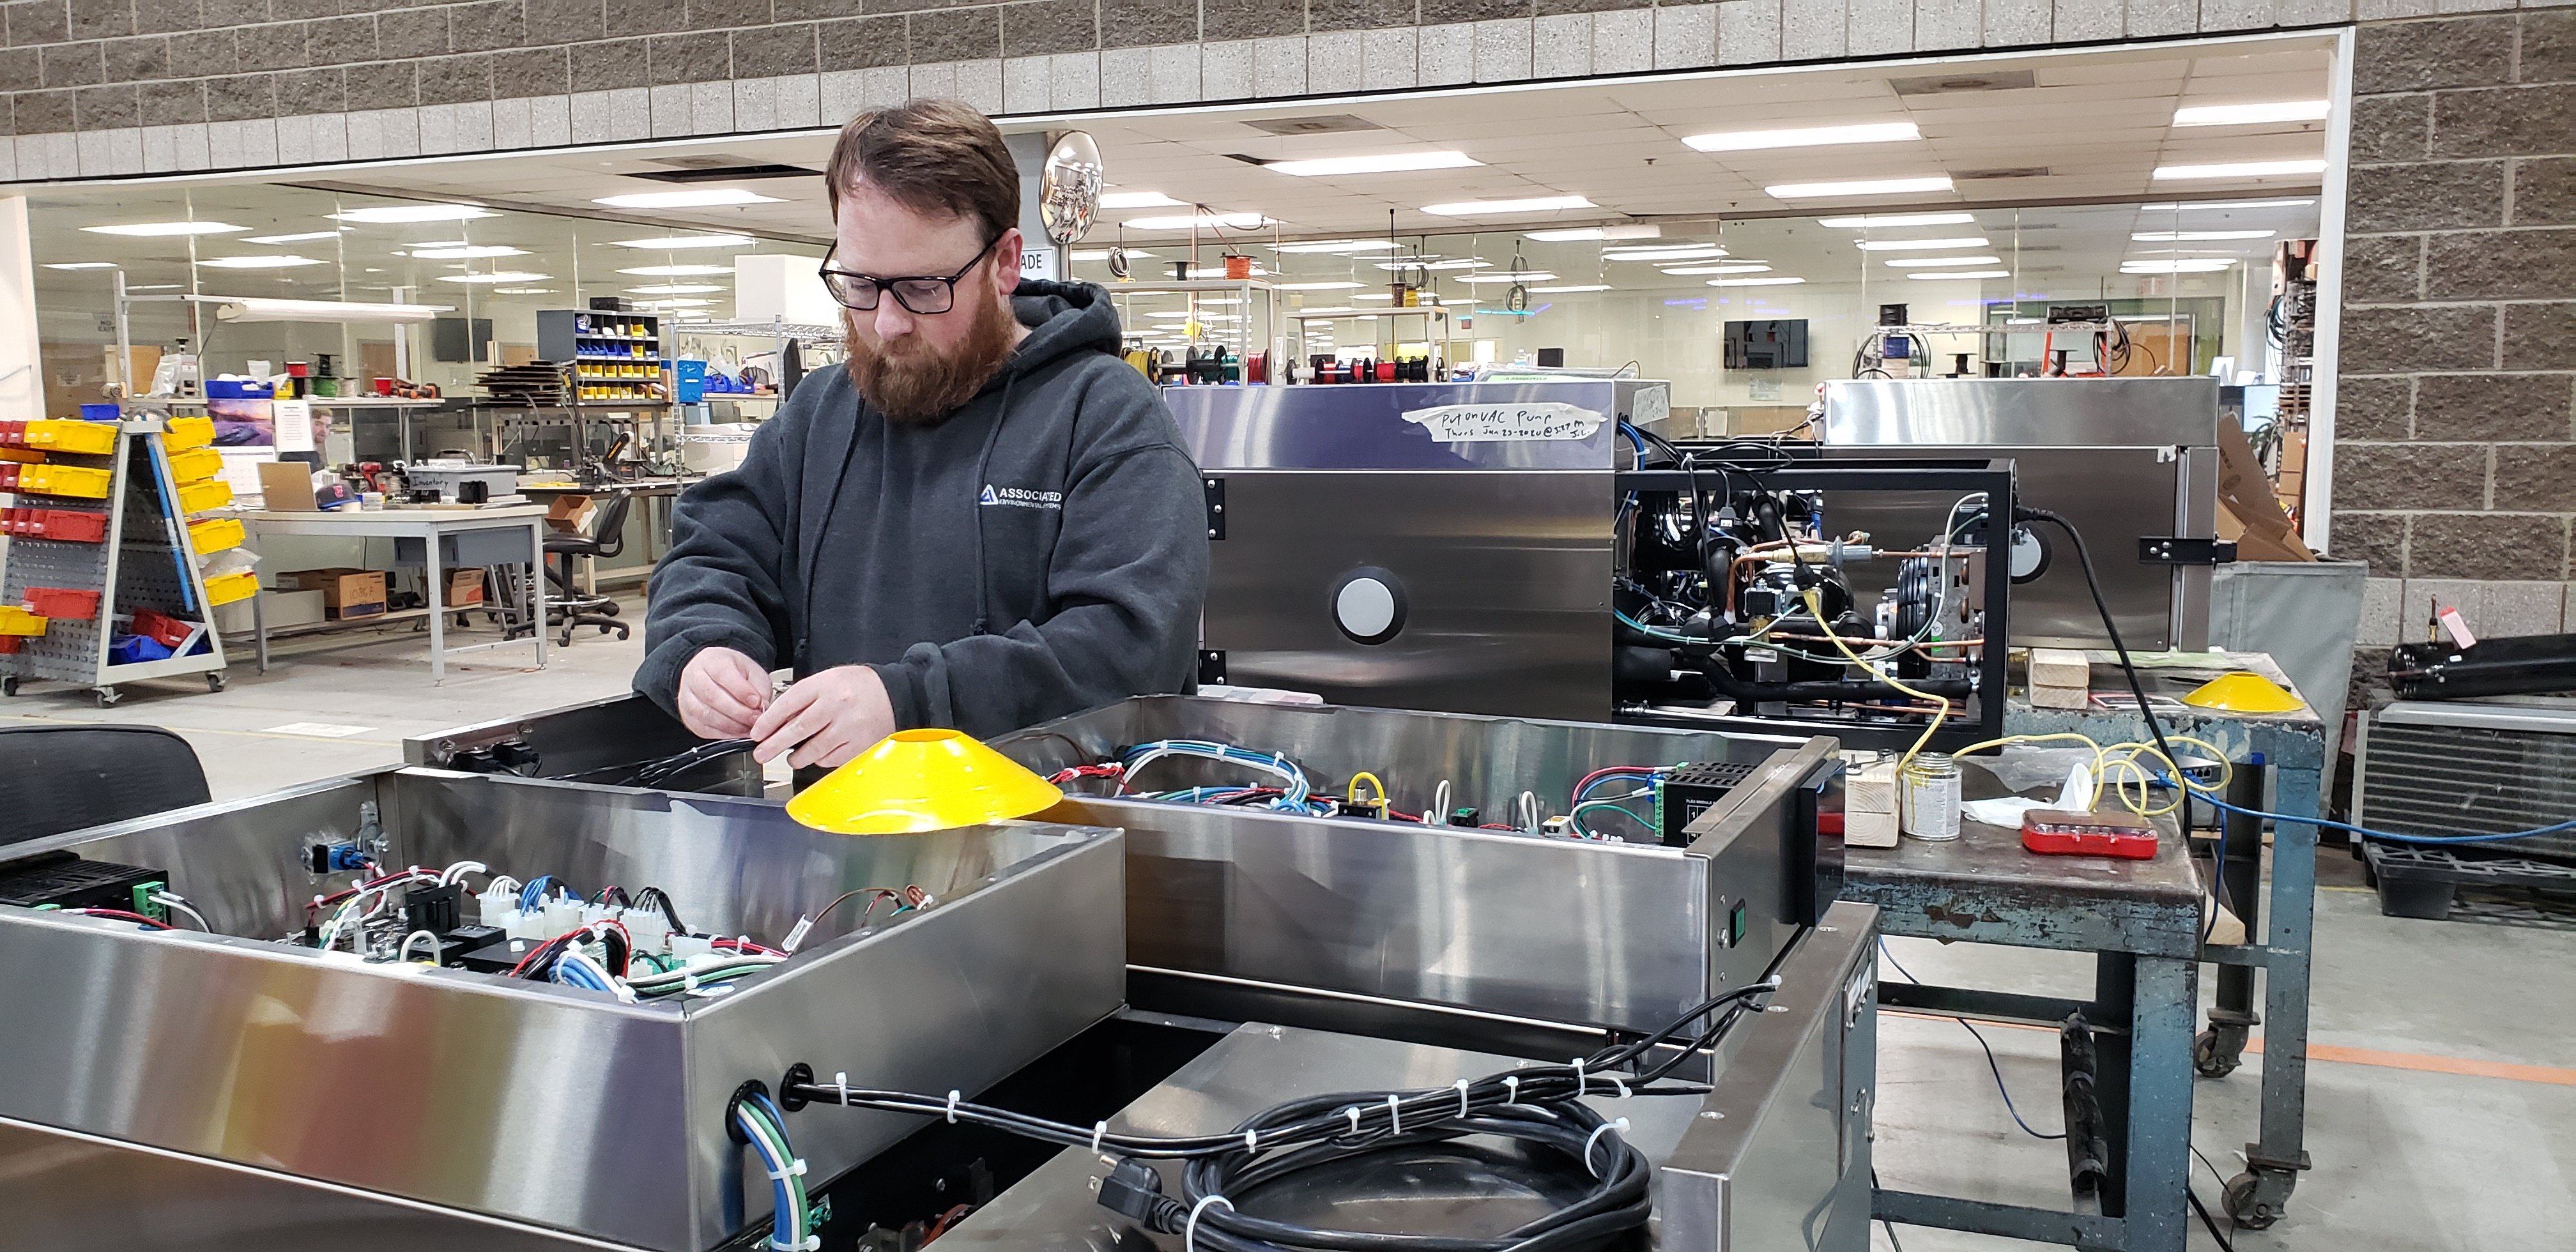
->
[2179,775,2576,846]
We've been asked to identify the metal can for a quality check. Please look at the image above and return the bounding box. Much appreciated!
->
[1900,752,1963,841]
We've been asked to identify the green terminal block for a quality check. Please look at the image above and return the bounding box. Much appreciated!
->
[130,880,168,923]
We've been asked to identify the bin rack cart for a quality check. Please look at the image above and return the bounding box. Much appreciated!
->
[0,415,233,705]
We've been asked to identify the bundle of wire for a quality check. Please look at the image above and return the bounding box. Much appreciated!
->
[736,1090,819,1252]
[784,976,1783,1252]
[1568,766,1668,840]
[1119,740,1329,815]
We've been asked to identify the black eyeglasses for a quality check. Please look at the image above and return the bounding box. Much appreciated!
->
[818,234,1002,316]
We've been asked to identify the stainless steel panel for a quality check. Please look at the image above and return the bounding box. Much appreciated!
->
[404,692,763,797]
[1823,378,2220,447]
[1205,470,1612,720]
[0,772,1127,1251]
[990,696,1835,1035]
[1167,380,1664,471]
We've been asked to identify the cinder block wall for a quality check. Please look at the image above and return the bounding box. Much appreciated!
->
[2337,11,2576,700]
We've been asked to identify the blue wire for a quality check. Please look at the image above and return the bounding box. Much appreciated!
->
[1879,941,2066,1141]
[2173,774,2576,846]
[519,875,558,912]
[737,1104,797,1251]
[1617,422,1648,457]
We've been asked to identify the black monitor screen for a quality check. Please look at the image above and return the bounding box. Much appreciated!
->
[1724,319,1807,370]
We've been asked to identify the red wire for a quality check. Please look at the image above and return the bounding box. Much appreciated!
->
[712,936,784,956]
[1570,766,1659,805]
[71,908,174,929]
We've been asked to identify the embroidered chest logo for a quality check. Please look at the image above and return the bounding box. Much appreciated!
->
[979,484,1062,510]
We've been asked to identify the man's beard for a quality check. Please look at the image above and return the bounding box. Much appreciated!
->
[845,296,1018,425]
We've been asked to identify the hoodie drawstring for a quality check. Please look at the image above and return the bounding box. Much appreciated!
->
[967,369,1016,636]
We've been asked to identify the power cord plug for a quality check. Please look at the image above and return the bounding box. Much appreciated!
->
[1096,1157,1184,1228]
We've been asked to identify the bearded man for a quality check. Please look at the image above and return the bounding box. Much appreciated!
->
[636,98,1209,770]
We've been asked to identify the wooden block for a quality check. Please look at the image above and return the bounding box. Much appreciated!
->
[2028,646,2092,710]
[1843,751,1900,848]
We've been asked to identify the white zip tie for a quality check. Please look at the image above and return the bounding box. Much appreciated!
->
[1186,1195,1233,1252]
[1582,1118,1631,1179]
[1092,1121,1109,1153]
[1343,1106,1363,1136]
[1243,1129,1259,1152]
[834,1072,850,1106]
[1454,1079,1471,1118]
[1607,1076,1630,1099]
[1386,1094,1402,1136]
[770,1237,820,1252]
[1503,1076,1520,1104]
[946,1090,962,1123]
[1573,1057,1588,1097]
[763,1158,808,1180]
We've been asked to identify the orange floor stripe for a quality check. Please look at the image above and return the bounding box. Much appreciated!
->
[1885,1010,2576,1086]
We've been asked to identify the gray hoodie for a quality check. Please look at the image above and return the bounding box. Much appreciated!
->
[635,279,1209,738]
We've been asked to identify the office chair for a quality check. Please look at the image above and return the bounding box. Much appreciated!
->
[544,491,634,646]
[0,726,212,846]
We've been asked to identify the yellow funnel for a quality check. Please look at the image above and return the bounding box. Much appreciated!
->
[786,729,1064,835]
[2181,671,2305,714]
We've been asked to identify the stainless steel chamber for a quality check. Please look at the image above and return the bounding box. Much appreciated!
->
[1822,376,2220,650]
[0,769,1127,1251]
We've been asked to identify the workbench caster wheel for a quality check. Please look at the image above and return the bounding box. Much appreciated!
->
[205,671,227,693]
[2225,1171,2282,1229]
[1,675,17,697]
[2195,1028,2243,1078]
[95,686,122,708]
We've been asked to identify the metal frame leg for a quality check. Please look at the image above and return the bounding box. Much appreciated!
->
[425,525,447,685]
[2229,763,2319,1229]
[2124,955,2197,1252]
[2200,764,2267,1078]
[530,519,548,671]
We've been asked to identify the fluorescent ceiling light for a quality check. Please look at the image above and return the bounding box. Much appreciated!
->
[1815,211,1976,228]
[1767,176,1952,199]
[2131,230,2274,241]
[1069,248,1156,261]
[126,284,183,291]
[2174,100,2331,127]
[1708,276,1805,287]
[620,264,734,276]
[1375,257,1488,271]
[1275,280,1364,291]
[407,244,527,259]
[199,255,325,269]
[636,297,716,307]
[1144,311,1195,319]
[1274,239,1400,254]
[1268,151,1480,176]
[1420,195,1594,216]
[1100,191,1185,209]
[1605,245,1727,261]
[83,220,245,236]
[1122,213,1274,230]
[1457,271,1557,284]
[1354,293,1395,301]
[330,204,494,223]
[628,283,727,294]
[1854,236,1989,252]
[2150,159,2327,181]
[1524,225,1660,242]
[1530,284,1612,293]
[1905,270,2010,280]
[1663,264,1772,275]
[2136,198,2315,211]
[611,233,753,249]
[438,271,552,284]
[592,188,783,209]
[1885,256,2002,268]
[492,287,555,294]
[2121,259,2236,273]
[243,230,344,245]
[1684,121,1919,153]
[43,261,119,270]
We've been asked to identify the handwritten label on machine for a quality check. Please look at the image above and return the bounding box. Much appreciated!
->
[1401,402,1607,442]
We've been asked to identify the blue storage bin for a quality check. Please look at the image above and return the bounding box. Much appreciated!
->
[79,403,121,422]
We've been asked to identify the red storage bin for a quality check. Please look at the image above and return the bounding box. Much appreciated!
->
[4,507,108,542]
[22,586,101,620]
[130,609,197,649]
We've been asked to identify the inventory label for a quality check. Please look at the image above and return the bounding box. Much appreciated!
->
[1402,402,1606,442]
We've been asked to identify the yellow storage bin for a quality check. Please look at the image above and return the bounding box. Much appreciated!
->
[165,446,223,483]
[0,606,49,637]
[0,447,40,465]
[164,416,215,451]
[12,462,114,499]
[177,479,233,514]
[203,570,259,607]
[188,516,245,555]
[22,420,118,456]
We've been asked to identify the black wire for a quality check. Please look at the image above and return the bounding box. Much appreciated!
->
[2188,1182,2238,1252]
[1879,942,2064,1140]
[635,885,689,935]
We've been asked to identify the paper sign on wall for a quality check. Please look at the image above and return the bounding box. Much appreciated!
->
[1020,247,1059,280]
[1401,402,1607,442]
[271,398,315,452]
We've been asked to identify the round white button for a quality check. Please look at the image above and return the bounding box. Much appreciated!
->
[1335,577,1398,639]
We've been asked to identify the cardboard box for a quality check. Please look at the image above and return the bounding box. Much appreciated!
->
[212,589,326,634]
[281,568,387,618]
[447,569,487,607]
[545,492,595,535]
[256,461,319,511]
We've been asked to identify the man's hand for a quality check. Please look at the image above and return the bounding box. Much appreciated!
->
[750,666,896,769]
[675,646,773,739]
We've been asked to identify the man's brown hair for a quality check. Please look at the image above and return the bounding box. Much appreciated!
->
[824,98,1019,245]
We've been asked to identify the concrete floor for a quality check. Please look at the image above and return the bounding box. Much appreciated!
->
[6,613,2568,1252]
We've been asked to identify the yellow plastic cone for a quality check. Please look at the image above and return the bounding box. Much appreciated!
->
[785,729,1064,835]
[2181,671,2304,714]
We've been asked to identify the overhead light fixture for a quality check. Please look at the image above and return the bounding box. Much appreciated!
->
[1457,271,1558,284]
[1604,245,1728,262]
[1294,307,1362,317]
[1530,284,1613,293]
[1275,280,1364,291]
[2150,159,2327,181]
[594,188,784,209]
[1267,151,1480,176]
[2174,100,2331,127]
[611,233,754,249]
[199,255,325,269]
[1099,191,1186,209]
[1524,225,1660,242]
[243,230,345,245]
[2131,229,2275,241]
[1854,237,1990,252]
[636,297,716,307]
[1885,255,2003,268]
[1905,270,2010,280]
[1663,263,1772,275]
[2136,198,2315,211]
[620,264,734,276]
[1683,121,1919,153]
[1708,276,1805,287]
[330,204,495,223]
[1144,311,1194,319]
[1420,195,1594,216]
[1122,212,1274,230]
[1816,211,1976,228]
[406,244,528,259]
[2121,259,2236,273]
[83,220,245,236]
[628,283,727,294]
[438,271,552,284]
[1273,239,1402,253]
[1353,293,1395,302]
[1767,176,1952,199]
[1381,258,1489,271]
[1070,248,1156,261]
[43,261,119,270]
[492,287,555,294]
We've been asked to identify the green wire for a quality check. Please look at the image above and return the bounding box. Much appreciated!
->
[1568,800,1657,837]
